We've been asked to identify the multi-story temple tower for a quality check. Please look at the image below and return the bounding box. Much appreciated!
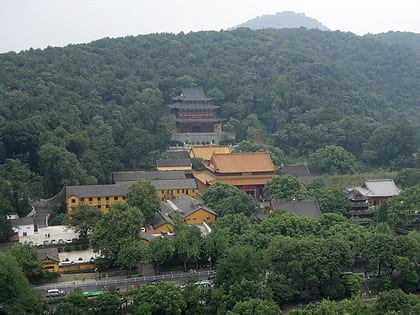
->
[168,87,224,134]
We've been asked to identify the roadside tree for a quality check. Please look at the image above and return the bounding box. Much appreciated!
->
[126,179,160,222]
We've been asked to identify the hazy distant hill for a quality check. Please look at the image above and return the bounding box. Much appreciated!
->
[233,11,329,31]
[367,31,420,54]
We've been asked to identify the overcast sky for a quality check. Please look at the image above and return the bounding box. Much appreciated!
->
[1,0,419,53]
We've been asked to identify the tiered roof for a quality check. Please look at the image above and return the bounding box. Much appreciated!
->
[205,152,278,174]
[189,145,232,160]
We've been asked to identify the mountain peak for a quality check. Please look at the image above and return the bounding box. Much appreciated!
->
[233,11,329,31]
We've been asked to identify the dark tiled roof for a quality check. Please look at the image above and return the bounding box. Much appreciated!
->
[282,165,311,177]
[169,194,217,217]
[151,179,197,190]
[168,102,219,109]
[156,159,191,167]
[172,87,212,101]
[112,170,186,183]
[362,179,401,197]
[67,178,197,199]
[11,217,34,227]
[165,150,190,160]
[174,118,224,123]
[37,247,60,262]
[66,184,129,198]
[271,198,322,220]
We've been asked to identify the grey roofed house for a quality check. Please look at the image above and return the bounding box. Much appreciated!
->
[147,202,175,231]
[282,165,311,177]
[151,179,197,191]
[148,195,216,230]
[66,179,197,199]
[37,247,60,262]
[281,164,320,186]
[358,179,401,197]
[167,194,217,217]
[11,216,35,227]
[66,184,129,198]
[156,159,192,168]
[165,150,190,160]
[172,87,213,102]
[112,170,186,183]
[256,198,322,220]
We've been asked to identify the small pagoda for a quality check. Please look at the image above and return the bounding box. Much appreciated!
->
[168,87,224,133]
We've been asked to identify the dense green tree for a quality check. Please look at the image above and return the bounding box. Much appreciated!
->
[150,235,175,274]
[38,143,91,196]
[202,182,259,217]
[92,287,126,315]
[173,221,202,271]
[264,175,305,199]
[134,281,186,315]
[319,238,354,281]
[66,205,103,239]
[306,189,350,215]
[90,202,144,264]
[0,212,13,242]
[54,301,79,315]
[116,241,150,270]
[395,168,420,188]
[376,185,420,227]
[308,145,356,175]
[126,179,160,222]
[7,244,44,279]
[215,245,264,290]
[265,236,321,290]
[257,212,320,238]
[231,298,281,315]
[369,289,420,314]
[362,233,399,276]
[266,276,299,306]
[0,253,46,314]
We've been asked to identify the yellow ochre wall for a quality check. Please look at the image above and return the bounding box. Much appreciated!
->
[67,189,198,212]
[66,195,126,213]
[184,209,216,224]
[146,223,174,234]
[157,166,192,171]
[156,188,198,201]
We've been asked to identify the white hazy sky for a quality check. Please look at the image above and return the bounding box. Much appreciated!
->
[1,0,419,53]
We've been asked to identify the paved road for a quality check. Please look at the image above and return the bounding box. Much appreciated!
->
[35,270,215,298]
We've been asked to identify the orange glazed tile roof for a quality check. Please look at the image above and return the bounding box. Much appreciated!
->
[205,152,278,173]
[193,171,275,186]
[189,145,232,160]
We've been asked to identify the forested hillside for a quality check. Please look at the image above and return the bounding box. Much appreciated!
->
[0,28,419,201]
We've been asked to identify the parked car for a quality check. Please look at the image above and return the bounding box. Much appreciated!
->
[148,280,161,285]
[51,239,57,245]
[46,289,66,297]
[58,239,65,244]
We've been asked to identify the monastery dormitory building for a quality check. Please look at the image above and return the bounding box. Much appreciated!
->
[65,170,198,214]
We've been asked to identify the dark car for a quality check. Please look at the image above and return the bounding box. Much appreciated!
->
[148,280,161,285]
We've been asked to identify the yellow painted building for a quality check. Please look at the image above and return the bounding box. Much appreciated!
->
[65,179,198,213]
[146,195,217,234]
[38,248,95,273]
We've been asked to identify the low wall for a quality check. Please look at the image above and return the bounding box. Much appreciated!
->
[171,132,235,145]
